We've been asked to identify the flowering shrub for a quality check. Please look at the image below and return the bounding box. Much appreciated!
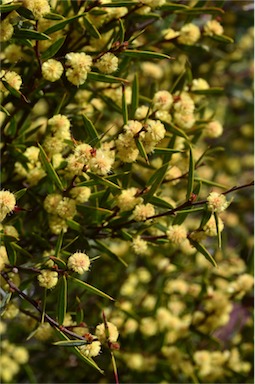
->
[0,0,253,383]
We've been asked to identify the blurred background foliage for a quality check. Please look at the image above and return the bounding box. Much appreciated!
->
[0,0,254,383]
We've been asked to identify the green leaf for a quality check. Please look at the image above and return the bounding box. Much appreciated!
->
[0,105,11,116]
[54,329,104,373]
[13,28,51,40]
[87,172,121,190]
[208,34,234,44]
[55,231,64,259]
[186,146,194,200]
[50,256,66,269]
[14,188,27,201]
[66,219,82,232]
[5,242,16,265]
[43,12,65,20]
[163,121,189,140]
[130,73,139,119]
[101,1,139,6]
[176,6,224,15]
[43,14,86,35]
[191,87,224,95]
[123,49,173,61]
[16,6,35,19]
[41,37,66,60]
[68,276,114,301]
[57,276,67,325]
[11,243,33,258]
[83,15,101,39]
[5,116,17,137]
[0,3,21,12]
[82,114,100,146]
[1,80,23,100]
[161,3,190,10]
[120,229,133,241]
[199,207,212,229]
[95,240,128,267]
[135,138,148,163]
[189,239,217,267]
[149,196,174,210]
[153,148,182,155]
[145,161,170,200]
[214,212,222,249]
[118,17,125,44]
[194,178,228,189]
[87,72,129,84]
[53,340,88,347]
[122,85,128,125]
[38,144,64,191]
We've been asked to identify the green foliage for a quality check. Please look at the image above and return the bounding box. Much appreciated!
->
[0,0,253,383]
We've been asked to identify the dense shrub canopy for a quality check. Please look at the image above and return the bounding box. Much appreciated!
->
[0,0,253,383]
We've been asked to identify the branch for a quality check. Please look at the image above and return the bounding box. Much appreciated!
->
[0,271,88,341]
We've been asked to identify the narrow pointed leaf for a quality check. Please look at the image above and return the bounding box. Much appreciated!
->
[14,188,27,200]
[43,14,86,35]
[41,37,66,60]
[66,219,82,232]
[194,178,228,189]
[214,212,222,249]
[130,73,139,119]
[57,276,67,325]
[123,50,173,60]
[55,230,64,258]
[13,28,51,40]
[153,148,183,155]
[135,138,148,163]
[53,340,88,347]
[118,18,125,44]
[186,146,194,199]
[0,3,21,12]
[50,256,66,269]
[208,34,234,44]
[163,121,189,140]
[83,15,101,39]
[95,240,128,267]
[82,114,100,146]
[122,85,128,125]
[38,144,64,191]
[87,172,121,190]
[149,196,174,209]
[11,243,33,258]
[87,72,129,84]
[5,242,16,265]
[189,239,217,267]
[68,276,114,301]
[191,87,224,95]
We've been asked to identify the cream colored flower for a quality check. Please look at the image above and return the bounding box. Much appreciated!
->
[95,322,119,343]
[67,252,91,274]
[37,270,58,289]
[42,59,64,82]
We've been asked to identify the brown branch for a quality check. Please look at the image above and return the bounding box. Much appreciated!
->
[0,271,88,341]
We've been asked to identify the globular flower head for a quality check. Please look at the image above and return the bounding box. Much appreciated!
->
[204,120,223,138]
[166,224,187,245]
[96,52,118,74]
[23,0,50,19]
[0,70,22,92]
[95,321,119,343]
[177,23,201,45]
[132,236,148,255]
[207,192,230,213]
[89,148,115,176]
[204,19,224,36]
[67,252,91,274]
[153,90,173,111]
[42,59,64,82]
[132,203,155,222]
[55,198,77,220]
[0,18,14,42]
[0,190,16,222]
[37,270,58,289]
[116,188,143,212]
[79,340,101,357]
[70,187,91,203]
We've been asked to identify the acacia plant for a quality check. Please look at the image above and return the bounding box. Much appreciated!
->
[0,0,254,383]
